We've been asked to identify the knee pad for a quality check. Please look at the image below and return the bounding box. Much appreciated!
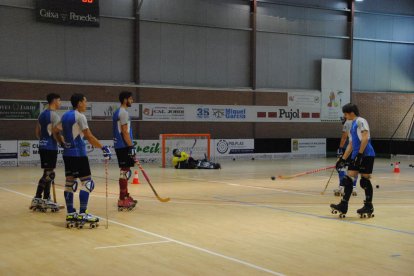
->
[360,177,371,190]
[120,168,131,180]
[342,175,354,187]
[43,170,55,182]
[81,178,95,193]
[65,180,78,193]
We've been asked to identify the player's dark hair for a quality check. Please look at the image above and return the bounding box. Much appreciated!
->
[46,93,60,104]
[119,91,133,104]
[342,103,360,116]
[70,93,85,109]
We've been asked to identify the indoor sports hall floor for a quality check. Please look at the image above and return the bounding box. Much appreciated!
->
[0,158,413,276]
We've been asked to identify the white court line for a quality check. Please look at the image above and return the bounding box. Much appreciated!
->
[181,177,318,197]
[0,186,285,276]
[95,240,171,250]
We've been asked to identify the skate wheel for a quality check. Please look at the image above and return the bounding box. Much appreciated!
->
[369,214,374,218]
[363,214,367,218]
[339,214,345,218]
[90,224,95,229]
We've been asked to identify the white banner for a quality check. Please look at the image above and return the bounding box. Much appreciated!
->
[291,138,326,157]
[142,104,185,121]
[213,139,254,157]
[41,101,92,120]
[288,91,321,108]
[321,59,351,121]
[91,103,141,120]
[0,140,18,167]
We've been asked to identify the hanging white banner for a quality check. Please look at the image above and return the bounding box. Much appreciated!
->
[321,59,351,121]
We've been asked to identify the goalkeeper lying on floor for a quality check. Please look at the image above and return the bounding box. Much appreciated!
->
[172,149,221,169]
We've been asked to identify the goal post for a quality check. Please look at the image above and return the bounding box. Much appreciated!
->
[160,133,211,168]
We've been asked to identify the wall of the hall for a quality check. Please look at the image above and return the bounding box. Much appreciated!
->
[1,81,413,141]
[353,0,414,92]
[1,0,413,92]
[0,0,135,83]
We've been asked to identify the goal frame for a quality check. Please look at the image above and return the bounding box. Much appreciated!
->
[160,133,211,168]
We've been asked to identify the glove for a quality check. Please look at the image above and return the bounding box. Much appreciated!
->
[128,146,137,158]
[353,153,364,167]
[102,146,112,160]
[336,147,344,158]
[335,158,347,172]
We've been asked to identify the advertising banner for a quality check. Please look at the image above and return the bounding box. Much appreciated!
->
[91,103,141,120]
[291,138,326,157]
[213,139,254,156]
[142,104,185,121]
[321,59,351,121]
[0,140,18,167]
[40,101,92,120]
[0,100,40,120]
[288,91,321,108]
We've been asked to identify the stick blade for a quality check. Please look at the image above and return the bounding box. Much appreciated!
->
[157,196,171,203]
[277,175,294,180]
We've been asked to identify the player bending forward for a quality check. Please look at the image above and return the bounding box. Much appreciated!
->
[62,93,111,228]
[330,103,375,218]
[334,117,358,197]
[172,149,221,169]
[30,93,64,212]
[113,91,137,211]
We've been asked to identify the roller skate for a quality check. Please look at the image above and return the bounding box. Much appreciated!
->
[76,212,99,229]
[352,188,358,197]
[126,193,138,204]
[118,197,136,211]
[357,201,374,218]
[29,198,46,212]
[42,199,60,212]
[330,200,348,218]
[333,187,344,197]
[66,212,78,228]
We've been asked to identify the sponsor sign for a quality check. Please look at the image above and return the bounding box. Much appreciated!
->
[291,139,326,157]
[41,101,92,120]
[0,101,40,120]
[36,0,100,27]
[0,140,18,166]
[142,104,185,121]
[91,103,141,120]
[288,91,321,108]
[253,106,321,122]
[194,106,247,121]
[214,139,254,156]
[321,59,351,121]
[17,140,65,166]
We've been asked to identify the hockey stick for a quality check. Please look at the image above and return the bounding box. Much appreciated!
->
[189,138,197,157]
[51,181,65,209]
[134,159,170,203]
[104,159,109,229]
[320,168,336,195]
[278,165,336,180]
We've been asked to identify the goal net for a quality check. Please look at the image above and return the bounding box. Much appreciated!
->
[160,134,211,168]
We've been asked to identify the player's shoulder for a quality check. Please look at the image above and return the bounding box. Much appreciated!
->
[356,117,368,124]
[73,110,87,123]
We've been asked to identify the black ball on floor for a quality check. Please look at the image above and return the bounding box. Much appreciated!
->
[251,158,255,161]
[232,158,236,161]
[376,185,379,189]
[271,176,276,181]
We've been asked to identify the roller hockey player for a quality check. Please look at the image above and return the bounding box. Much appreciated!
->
[62,93,111,228]
[331,103,375,219]
[30,93,63,212]
[113,91,137,211]
[172,149,221,169]
[334,117,358,197]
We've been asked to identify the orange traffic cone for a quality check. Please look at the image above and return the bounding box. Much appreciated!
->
[393,162,400,173]
[132,170,140,184]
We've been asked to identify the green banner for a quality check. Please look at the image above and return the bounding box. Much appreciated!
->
[0,101,40,119]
